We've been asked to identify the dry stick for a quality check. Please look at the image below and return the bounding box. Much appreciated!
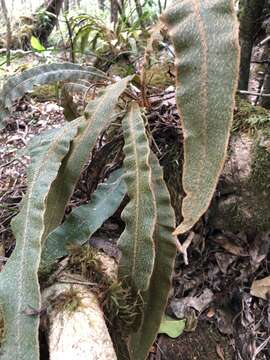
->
[252,334,270,360]
[58,279,98,286]
[237,90,270,97]
[254,60,270,106]
[255,78,265,106]
[258,35,270,47]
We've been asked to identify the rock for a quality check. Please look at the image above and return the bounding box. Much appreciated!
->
[208,131,270,232]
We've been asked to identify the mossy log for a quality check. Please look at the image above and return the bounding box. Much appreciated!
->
[42,282,117,360]
[41,252,118,359]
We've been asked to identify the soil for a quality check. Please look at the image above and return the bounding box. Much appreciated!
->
[154,323,233,360]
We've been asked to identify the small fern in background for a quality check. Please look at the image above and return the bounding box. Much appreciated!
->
[70,13,143,63]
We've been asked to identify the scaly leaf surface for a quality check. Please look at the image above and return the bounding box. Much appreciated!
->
[0,62,106,127]
[0,123,78,360]
[161,0,240,234]
[128,153,176,360]
[42,76,132,241]
[40,169,126,273]
[118,102,156,291]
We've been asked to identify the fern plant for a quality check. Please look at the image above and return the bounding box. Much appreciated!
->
[70,13,142,63]
[0,1,240,360]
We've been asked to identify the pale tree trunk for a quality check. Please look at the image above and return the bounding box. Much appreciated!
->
[238,0,267,90]
[0,0,11,66]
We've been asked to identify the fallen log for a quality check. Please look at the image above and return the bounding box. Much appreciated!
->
[42,281,117,360]
[41,252,118,359]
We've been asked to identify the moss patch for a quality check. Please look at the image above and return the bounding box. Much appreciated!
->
[101,280,142,332]
[233,97,270,133]
[66,245,140,332]
[31,84,59,102]
[50,287,82,314]
[67,244,104,284]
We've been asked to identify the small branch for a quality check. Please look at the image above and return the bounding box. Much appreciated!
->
[252,335,270,360]
[251,59,270,64]
[237,90,270,98]
[258,35,270,47]
[58,279,98,286]
[0,48,32,55]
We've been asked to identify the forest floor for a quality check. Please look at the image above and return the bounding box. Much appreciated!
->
[0,56,270,360]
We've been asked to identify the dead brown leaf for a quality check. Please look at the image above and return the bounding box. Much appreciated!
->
[250,276,270,300]
[213,234,248,257]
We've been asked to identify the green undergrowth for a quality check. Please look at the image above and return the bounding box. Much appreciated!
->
[31,84,60,102]
[233,97,270,133]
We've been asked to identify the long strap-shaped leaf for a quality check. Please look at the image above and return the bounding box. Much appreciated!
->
[0,123,78,360]
[0,62,107,126]
[42,76,132,241]
[118,102,156,291]
[128,152,177,360]
[40,169,126,274]
[161,0,240,234]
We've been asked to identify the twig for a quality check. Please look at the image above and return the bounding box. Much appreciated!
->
[57,272,98,287]
[258,35,270,47]
[0,49,32,55]
[175,231,195,265]
[58,279,98,287]
[252,335,270,360]
[237,90,270,97]
[251,59,270,64]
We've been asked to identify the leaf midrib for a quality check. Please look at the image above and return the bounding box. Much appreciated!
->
[15,127,70,351]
